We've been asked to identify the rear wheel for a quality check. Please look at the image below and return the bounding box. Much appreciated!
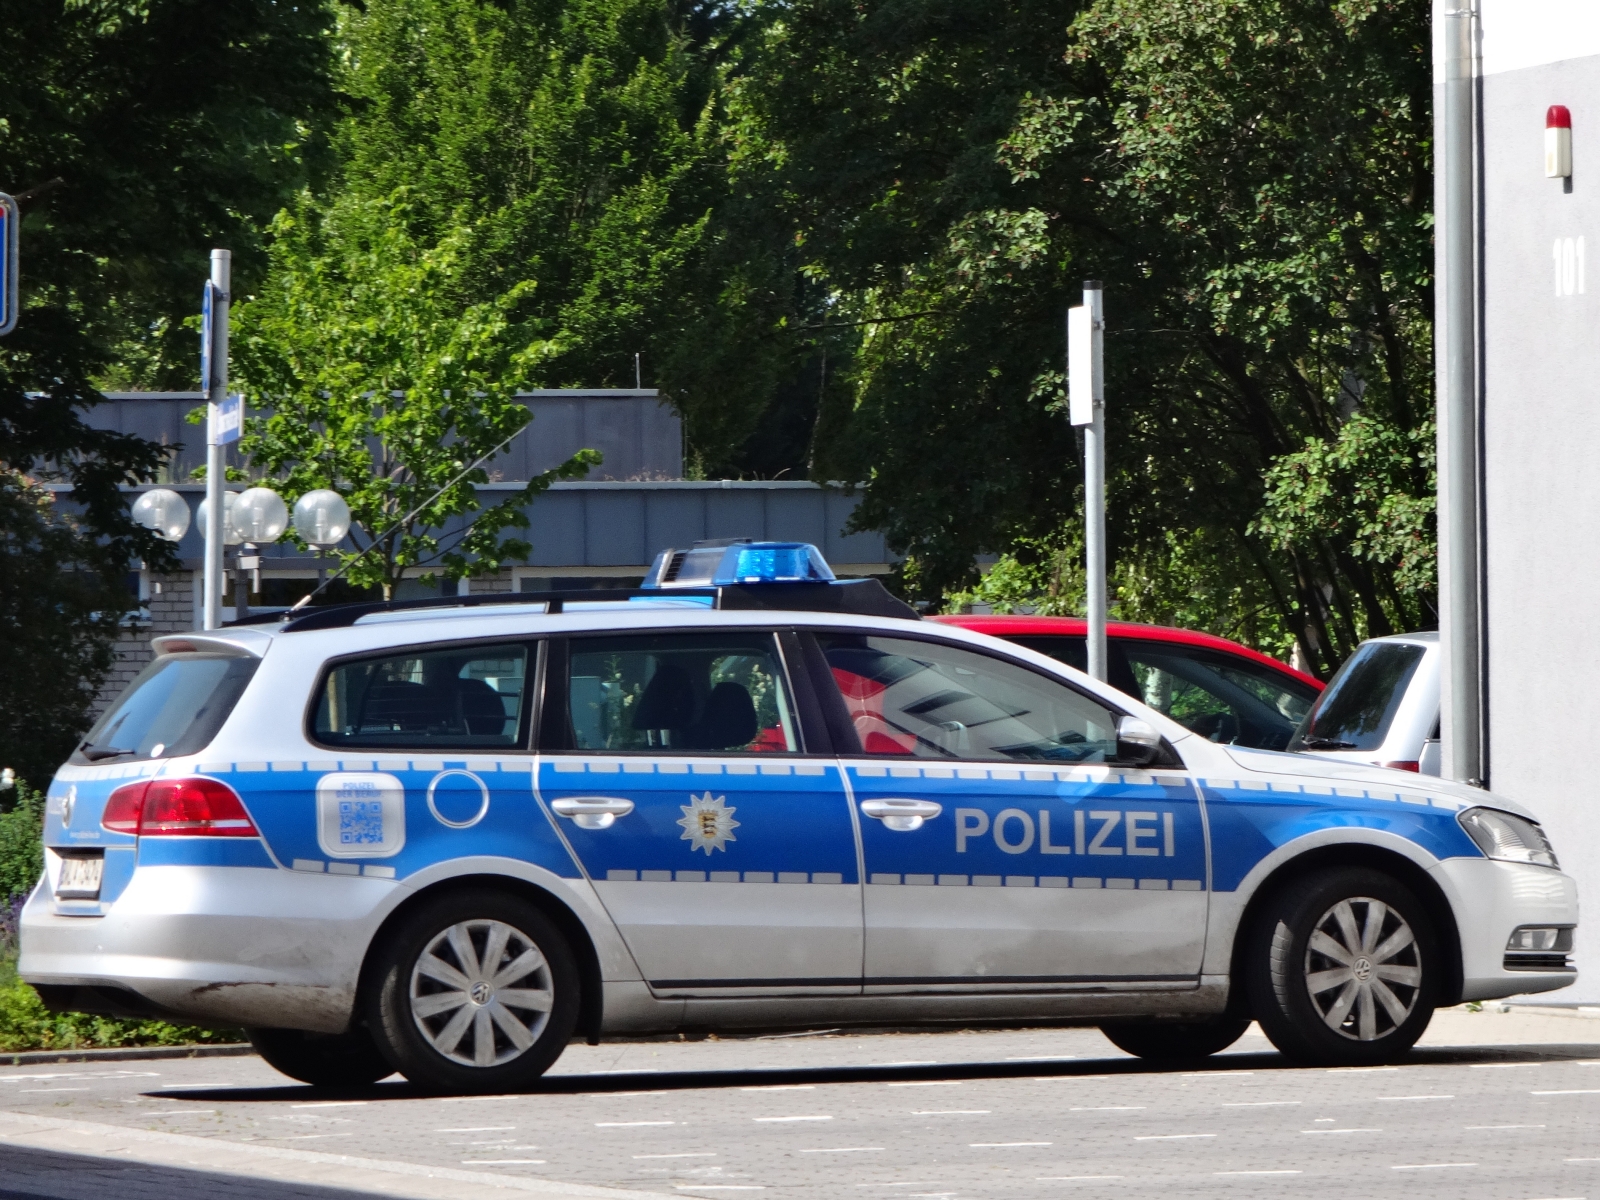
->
[366,889,579,1093]
[1246,867,1437,1066]
[1100,1015,1250,1061]
[248,1026,394,1088]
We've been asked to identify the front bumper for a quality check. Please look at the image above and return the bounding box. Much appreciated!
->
[18,865,398,1033]
[1430,857,1579,1001]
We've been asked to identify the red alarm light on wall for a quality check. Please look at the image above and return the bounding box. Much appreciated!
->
[1548,105,1573,178]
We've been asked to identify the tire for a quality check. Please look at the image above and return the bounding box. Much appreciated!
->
[248,1026,395,1088]
[1245,866,1438,1066]
[1100,1015,1251,1062]
[365,889,580,1093]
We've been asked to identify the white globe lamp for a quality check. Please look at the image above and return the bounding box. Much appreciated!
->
[130,488,191,542]
[292,489,352,548]
[234,487,289,544]
[195,491,244,546]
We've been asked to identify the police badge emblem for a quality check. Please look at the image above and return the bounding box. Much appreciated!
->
[677,792,739,854]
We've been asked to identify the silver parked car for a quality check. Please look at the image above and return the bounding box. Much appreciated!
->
[1289,631,1441,776]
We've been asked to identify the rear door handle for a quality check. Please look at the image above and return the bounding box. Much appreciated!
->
[859,798,943,832]
[550,796,636,829]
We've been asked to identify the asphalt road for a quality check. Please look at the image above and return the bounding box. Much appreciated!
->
[4,1008,1600,1200]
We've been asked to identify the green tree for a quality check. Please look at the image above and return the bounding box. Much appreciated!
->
[0,0,338,770]
[742,0,1435,673]
[233,192,601,599]
[324,0,810,477]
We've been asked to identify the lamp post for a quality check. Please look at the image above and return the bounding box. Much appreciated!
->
[292,490,353,595]
[231,487,289,618]
[1068,280,1106,682]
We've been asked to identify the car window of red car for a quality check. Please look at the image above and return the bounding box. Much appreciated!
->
[816,633,1118,761]
[1118,641,1313,751]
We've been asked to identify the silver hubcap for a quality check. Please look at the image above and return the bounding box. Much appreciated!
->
[1304,896,1422,1042]
[408,919,554,1067]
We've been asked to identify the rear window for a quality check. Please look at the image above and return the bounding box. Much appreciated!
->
[75,654,257,764]
[1290,641,1425,752]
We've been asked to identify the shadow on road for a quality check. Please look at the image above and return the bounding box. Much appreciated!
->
[140,1040,1600,1105]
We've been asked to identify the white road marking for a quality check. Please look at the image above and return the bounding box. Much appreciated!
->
[1378,1095,1455,1102]
[270,1133,352,1141]
[800,1147,885,1153]
[1072,1105,1144,1111]
[145,1109,215,1116]
[436,1126,514,1132]
[741,1085,815,1092]
[1534,1089,1600,1095]
[1005,1055,1076,1062]
[1391,1163,1478,1170]
[754,1115,832,1122]
[674,1188,765,1192]
[1465,1124,1545,1129]
[290,1101,367,1108]
[1470,1062,1541,1069]
[1302,1128,1381,1135]
[463,1158,546,1165]
[1036,1177,1122,1182]
[971,1141,1052,1147]
[1181,1071,1253,1078]
[1327,1066,1399,1073]
[20,1088,89,1093]
[887,1081,962,1088]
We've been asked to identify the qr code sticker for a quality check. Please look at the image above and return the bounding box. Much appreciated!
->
[338,800,386,846]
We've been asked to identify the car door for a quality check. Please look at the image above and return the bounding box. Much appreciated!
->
[537,629,861,997]
[810,631,1208,993]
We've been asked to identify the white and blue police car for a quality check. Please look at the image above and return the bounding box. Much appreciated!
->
[19,542,1578,1091]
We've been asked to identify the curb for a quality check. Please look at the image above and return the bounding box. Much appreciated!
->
[1,1043,254,1067]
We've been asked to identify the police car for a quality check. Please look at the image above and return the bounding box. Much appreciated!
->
[18,542,1578,1092]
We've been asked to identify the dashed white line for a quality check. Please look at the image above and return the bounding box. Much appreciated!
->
[463,1159,546,1165]
[1072,1105,1144,1111]
[1378,1095,1455,1102]
[437,1126,514,1132]
[145,1109,216,1116]
[1465,1124,1545,1130]
[1134,1134,1216,1140]
[1391,1163,1477,1170]
[1302,1128,1381,1135]
[674,1188,765,1192]
[1534,1089,1600,1096]
[887,1081,963,1088]
[754,1115,832,1122]
[290,1101,367,1109]
[1036,1177,1122,1182]
[971,1141,1052,1147]
[741,1085,815,1092]
[1470,1062,1542,1069]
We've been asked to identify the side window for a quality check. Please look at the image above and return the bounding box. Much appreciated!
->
[815,633,1118,762]
[565,632,799,754]
[1120,642,1312,751]
[313,642,530,749]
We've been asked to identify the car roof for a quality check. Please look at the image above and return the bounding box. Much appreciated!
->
[931,613,1322,691]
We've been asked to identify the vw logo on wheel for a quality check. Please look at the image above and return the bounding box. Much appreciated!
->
[469,981,492,1006]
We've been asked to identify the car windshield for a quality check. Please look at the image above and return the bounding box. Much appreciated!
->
[1289,641,1425,752]
[75,653,257,763]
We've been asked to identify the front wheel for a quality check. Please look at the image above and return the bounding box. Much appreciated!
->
[248,1026,394,1088]
[365,889,580,1093]
[1245,867,1438,1066]
[1100,1015,1250,1061]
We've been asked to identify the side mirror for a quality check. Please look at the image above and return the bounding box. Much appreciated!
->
[1116,715,1163,766]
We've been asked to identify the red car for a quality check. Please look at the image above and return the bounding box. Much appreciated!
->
[931,615,1323,752]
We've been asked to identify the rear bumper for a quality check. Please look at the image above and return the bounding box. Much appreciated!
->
[1430,857,1579,1001]
[18,865,397,1033]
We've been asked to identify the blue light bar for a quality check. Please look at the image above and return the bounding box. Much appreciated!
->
[643,540,837,589]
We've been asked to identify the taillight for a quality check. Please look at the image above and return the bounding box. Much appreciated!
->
[103,781,148,833]
[100,777,259,837]
[1383,760,1421,773]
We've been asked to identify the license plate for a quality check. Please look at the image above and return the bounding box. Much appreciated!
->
[57,855,103,899]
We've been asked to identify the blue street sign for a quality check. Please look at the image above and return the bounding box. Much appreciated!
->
[215,392,243,445]
[200,280,217,393]
[0,193,18,337]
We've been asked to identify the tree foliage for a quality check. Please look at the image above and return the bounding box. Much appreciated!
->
[233,192,601,598]
[740,0,1435,674]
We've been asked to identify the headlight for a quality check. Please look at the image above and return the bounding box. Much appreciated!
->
[1458,807,1559,869]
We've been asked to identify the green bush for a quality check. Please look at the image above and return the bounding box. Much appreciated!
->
[0,774,241,1052]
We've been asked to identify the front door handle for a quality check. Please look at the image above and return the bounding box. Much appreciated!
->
[860,797,943,832]
[550,796,636,829]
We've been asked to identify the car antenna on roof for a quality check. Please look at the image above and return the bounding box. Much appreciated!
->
[287,418,529,614]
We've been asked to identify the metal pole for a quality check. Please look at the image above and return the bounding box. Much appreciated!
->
[1068,281,1108,682]
[1438,4,1481,784]
[1083,283,1107,683]
[203,250,230,631]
